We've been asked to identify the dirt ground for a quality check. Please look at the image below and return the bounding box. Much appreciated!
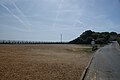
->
[0,44,92,80]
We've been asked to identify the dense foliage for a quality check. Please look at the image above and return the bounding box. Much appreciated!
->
[70,30,120,44]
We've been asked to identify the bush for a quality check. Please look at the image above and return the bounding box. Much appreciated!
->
[117,38,120,45]
[92,45,98,51]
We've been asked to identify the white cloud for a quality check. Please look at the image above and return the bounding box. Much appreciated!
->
[52,0,64,28]
[0,0,17,5]
[0,0,32,32]
[0,0,120,41]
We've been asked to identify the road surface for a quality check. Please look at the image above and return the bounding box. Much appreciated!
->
[84,41,120,80]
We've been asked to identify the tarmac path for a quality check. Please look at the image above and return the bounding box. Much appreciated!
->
[84,41,120,80]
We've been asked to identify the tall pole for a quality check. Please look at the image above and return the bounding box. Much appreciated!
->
[61,34,62,43]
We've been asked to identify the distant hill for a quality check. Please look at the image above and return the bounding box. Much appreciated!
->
[69,30,120,44]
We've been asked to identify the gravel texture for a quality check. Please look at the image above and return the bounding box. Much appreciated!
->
[0,44,92,80]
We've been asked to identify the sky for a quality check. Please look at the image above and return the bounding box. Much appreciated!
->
[0,0,120,42]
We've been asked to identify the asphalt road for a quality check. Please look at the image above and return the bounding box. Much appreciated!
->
[84,41,120,80]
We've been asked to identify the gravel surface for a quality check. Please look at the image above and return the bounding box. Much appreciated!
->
[0,44,92,80]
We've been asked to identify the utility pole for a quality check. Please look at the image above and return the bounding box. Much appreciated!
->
[61,34,62,43]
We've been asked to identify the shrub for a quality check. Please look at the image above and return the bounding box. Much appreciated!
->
[117,38,120,45]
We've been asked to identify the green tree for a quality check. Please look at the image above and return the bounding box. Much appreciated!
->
[80,30,94,40]
[85,37,93,44]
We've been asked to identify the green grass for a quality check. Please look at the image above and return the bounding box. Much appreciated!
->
[117,38,120,45]
[80,48,94,53]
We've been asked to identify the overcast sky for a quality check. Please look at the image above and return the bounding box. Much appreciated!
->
[0,0,120,41]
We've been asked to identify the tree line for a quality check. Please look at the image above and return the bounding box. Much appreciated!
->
[69,30,120,44]
[1,30,120,44]
[0,40,68,44]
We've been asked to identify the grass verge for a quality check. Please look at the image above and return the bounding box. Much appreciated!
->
[117,38,120,45]
[80,48,93,53]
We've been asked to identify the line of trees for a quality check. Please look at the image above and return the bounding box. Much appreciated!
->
[69,30,120,44]
[0,40,68,44]
[1,30,120,44]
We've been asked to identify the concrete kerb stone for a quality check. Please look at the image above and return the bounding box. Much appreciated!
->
[80,49,101,80]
